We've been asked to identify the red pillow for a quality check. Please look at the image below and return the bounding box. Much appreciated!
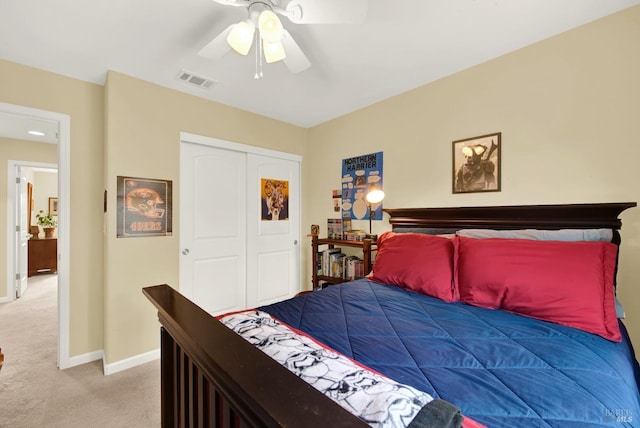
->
[369,232,457,302]
[455,236,621,341]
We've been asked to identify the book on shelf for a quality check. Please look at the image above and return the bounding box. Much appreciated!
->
[345,256,357,280]
[316,251,323,276]
[355,259,366,278]
[321,247,342,276]
[345,256,366,279]
[329,252,346,278]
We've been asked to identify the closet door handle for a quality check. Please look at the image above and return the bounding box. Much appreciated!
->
[182,248,190,255]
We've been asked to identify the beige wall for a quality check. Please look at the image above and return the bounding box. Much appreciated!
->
[0,139,57,293]
[32,170,58,229]
[103,71,308,363]
[0,60,106,357]
[307,6,640,349]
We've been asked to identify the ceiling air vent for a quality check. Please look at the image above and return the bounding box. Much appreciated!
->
[176,69,217,89]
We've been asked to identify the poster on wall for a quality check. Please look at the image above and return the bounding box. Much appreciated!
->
[117,176,173,237]
[261,178,289,221]
[341,152,383,221]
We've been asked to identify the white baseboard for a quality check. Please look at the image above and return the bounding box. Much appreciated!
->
[103,348,160,376]
[61,349,104,370]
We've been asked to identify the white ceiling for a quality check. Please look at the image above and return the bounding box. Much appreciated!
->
[0,111,59,144]
[1,0,639,133]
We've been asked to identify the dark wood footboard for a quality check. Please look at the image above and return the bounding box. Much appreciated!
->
[143,284,367,428]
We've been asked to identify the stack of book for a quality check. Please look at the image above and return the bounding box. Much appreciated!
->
[327,219,343,239]
[344,230,367,241]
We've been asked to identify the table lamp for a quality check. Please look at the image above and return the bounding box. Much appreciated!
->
[365,187,385,235]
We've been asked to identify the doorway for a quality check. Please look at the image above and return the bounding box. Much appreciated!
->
[12,163,58,298]
[2,102,71,369]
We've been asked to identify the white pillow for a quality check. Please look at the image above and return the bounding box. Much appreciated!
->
[456,228,613,242]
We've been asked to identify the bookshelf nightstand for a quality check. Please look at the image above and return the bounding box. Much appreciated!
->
[311,235,377,290]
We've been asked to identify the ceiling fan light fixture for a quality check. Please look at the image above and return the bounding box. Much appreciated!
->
[258,10,284,43]
[263,40,286,63]
[226,20,255,55]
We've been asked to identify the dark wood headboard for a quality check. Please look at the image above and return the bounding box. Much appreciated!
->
[384,202,636,244]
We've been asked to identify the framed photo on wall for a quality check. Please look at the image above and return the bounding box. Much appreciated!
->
[116,176,173,237]
[49,197,58,215]
[452,132,501,194]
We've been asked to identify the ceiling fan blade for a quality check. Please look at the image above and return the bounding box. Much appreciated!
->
[197,24,235,60]
[281,30,311,74]
[210,0,244,5]
[285,0,368,24]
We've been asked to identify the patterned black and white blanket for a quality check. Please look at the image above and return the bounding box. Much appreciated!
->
[220,310,462,428]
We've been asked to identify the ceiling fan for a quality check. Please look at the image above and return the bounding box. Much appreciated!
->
[198,0,368,76]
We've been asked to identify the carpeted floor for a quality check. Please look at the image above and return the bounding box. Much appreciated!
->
[0,274,160,427]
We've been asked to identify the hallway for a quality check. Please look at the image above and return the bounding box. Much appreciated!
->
[0,274,160,427]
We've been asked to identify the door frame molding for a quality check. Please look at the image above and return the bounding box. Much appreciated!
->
[181,132,302,163]
[2,102,71,369]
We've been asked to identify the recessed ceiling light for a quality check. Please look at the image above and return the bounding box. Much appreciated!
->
[28,130,45,136]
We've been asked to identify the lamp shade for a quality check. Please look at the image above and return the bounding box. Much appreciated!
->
[365,189,385,204]
[258,10,284,43]
[227,20,255,55]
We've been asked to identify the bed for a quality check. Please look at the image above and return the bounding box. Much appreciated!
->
[144,202,640,428]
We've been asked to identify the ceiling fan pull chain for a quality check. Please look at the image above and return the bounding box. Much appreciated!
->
[254,32,259,79]
[254,31,264,79]
[259,32,264,79]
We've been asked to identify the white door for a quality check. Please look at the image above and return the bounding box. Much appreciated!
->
[246,154,300,307]
[16,167,29,297]
[180,142,247,315]
[180,136,301,314]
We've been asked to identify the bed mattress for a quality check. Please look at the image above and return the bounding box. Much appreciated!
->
[260,279,640,427]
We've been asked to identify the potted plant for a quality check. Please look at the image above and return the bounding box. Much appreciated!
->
[36,210,58,238]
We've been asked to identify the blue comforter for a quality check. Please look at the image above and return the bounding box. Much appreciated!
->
[260,279,640,427]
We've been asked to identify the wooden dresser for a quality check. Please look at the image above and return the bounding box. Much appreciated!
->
[28,238,58,277]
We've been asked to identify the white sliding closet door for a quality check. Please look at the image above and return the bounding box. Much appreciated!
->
[180,137,300,315]
[246,154,300,308]
[180,142,247,315]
